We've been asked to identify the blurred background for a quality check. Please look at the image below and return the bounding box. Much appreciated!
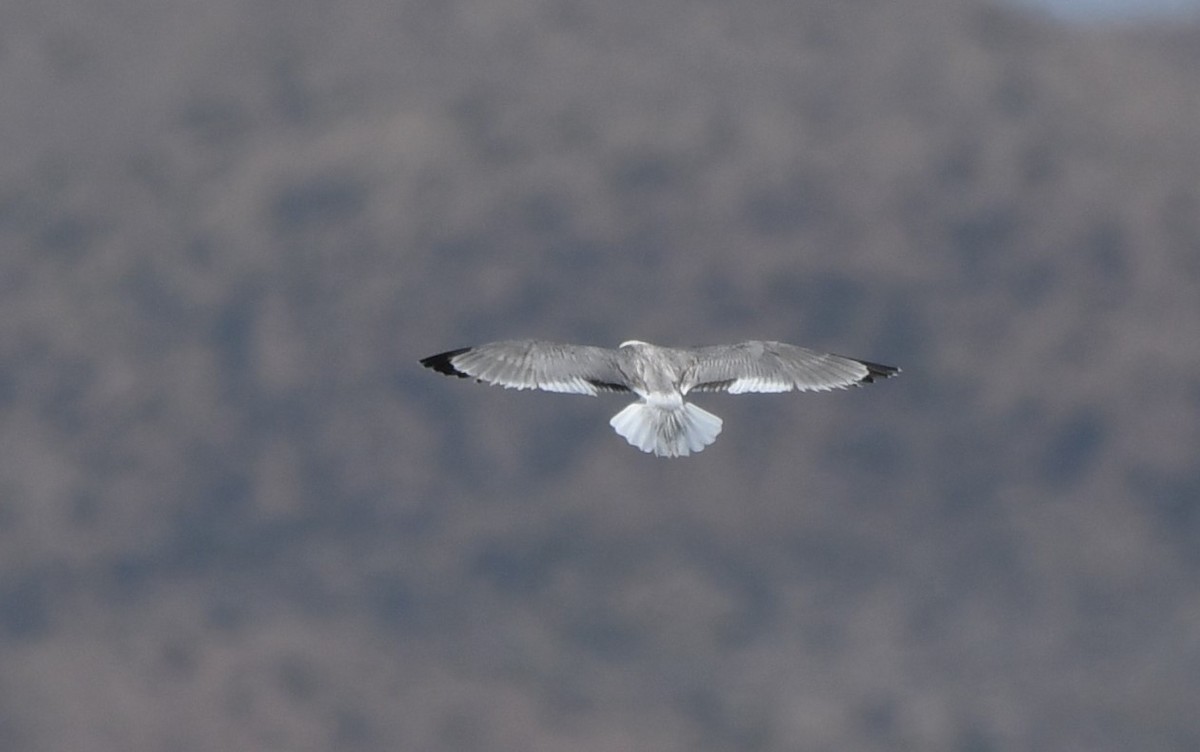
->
[3,0,1199,749]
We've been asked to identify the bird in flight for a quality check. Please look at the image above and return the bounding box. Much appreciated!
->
[420,339,898,457]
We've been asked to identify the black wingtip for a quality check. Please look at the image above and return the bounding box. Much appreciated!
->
[420,347,473,378]
[859,360,900,384]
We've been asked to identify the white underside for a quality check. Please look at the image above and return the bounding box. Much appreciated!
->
[608,400,723,457]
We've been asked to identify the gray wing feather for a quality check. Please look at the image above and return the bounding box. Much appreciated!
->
[683,341,898,394]
[420,340,629,395]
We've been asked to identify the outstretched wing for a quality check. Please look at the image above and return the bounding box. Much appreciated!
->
[420,340,630,395]
[683,341,898,394]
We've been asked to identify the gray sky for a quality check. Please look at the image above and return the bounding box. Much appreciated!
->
[1014,0,1200,19]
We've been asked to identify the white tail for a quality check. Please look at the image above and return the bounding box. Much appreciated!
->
[608,401,723,457]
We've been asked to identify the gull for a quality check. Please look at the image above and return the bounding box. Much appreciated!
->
[420,339,898,457]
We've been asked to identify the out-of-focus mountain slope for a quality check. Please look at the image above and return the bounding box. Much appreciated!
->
[1,0,1199,749]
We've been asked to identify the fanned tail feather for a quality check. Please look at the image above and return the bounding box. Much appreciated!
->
[609,401,723,457]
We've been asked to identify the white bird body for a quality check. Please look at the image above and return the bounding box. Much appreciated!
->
[420,339,898,457]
